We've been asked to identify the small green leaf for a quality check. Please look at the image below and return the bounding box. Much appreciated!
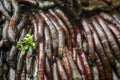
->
[24,45,29,50]
[32,42,36,49]
[21,50,26,55]
[29,46,33,52]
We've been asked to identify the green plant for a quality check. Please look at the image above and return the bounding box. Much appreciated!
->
[17,33,36,55]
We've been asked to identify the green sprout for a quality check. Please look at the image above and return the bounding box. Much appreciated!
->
[17,33,36,55]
